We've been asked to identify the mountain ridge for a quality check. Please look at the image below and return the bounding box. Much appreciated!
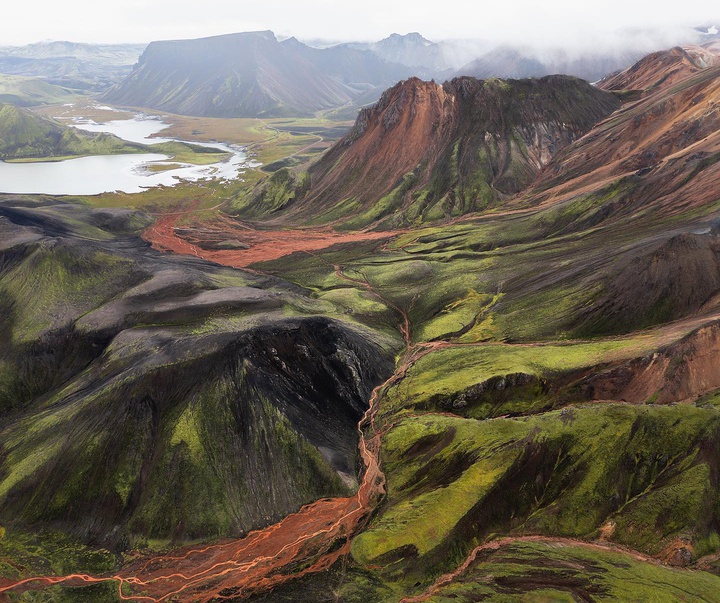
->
[234,74,620,227]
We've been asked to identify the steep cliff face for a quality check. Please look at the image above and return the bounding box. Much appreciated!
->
[282,75,619,227]
[581,321,720,404]
[0,200,394,548]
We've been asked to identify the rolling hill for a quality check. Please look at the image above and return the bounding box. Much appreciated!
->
[0,41,145,91]
[0,103,144,159]
[0,74,80,107]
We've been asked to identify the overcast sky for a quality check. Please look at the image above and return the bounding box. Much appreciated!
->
[1,0,718,47]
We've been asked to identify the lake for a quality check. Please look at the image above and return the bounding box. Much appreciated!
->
[0,109,257,195]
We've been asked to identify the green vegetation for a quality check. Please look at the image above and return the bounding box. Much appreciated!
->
[353,405,720,584]
[150,141,230,165]
[420,540,720,602]
[0,529,119,603]
[0,104,236,167]
[0,243,136,345]
[0,75,82,107]
[0,103,144,160]
[0,200,393,560]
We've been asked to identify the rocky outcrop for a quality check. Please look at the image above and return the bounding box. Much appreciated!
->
[581,321,720,404]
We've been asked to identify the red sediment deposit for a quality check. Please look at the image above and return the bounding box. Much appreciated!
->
[143,212,398,269]
[0,205,409,602]
[0,377,392,603]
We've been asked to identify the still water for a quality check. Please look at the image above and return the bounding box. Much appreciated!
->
[0,110,255,195]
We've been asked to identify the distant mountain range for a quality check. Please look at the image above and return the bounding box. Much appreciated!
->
[0,26,717,118]
[0,41,146,91]
[100,27,720,119]
[102,31,419,118]
[454,46,649,83]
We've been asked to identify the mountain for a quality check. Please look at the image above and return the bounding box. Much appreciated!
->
[0,200,392,548]
[280,36,413,90]
[235,75,619,227]
[343,32,452,72]
[102,31,417,118]
[532,59,720,221]
[0,41,145,91]
[598,44,719,92]
[0,103,144,159]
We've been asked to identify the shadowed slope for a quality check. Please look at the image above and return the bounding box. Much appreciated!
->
[0,199,394,550]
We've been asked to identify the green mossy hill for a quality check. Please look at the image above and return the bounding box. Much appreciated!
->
[0,199,394,549]
[418,540,720,603]
[232,167,310,218]
[243,539,720,603]
[0,103,144,160]
[0,74,81,107]
[352,405,720,585]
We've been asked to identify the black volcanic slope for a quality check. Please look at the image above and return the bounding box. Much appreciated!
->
[0,199,393,548]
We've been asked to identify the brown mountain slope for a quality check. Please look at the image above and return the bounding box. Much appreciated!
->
[235,75,619,227]
[598,45,719,92]
[529,64,720,222]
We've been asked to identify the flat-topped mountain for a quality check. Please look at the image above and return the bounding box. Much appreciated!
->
[102,31,416,118]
